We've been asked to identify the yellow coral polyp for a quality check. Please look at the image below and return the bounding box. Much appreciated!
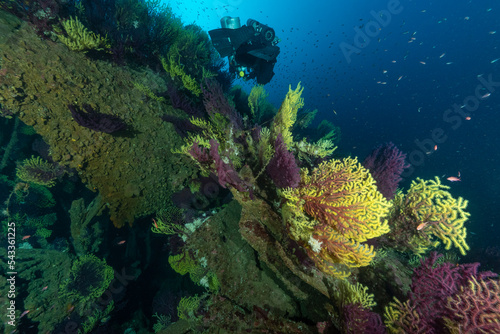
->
[58,17,109,52]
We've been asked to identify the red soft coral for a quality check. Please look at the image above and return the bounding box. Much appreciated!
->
[363,142,409,199]
[266,134,300,188]
[445,277,500,333]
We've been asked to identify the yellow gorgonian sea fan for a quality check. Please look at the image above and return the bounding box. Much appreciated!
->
[16,156,59,187]
[248,84,269,121]
[403,177,470,255]
[282,157,391,277]
[283,157,391,241]
[58,17,109,52]
[271,83,304,148]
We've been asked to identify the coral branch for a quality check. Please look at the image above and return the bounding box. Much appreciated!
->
[363,142,409,200]
[444,275,500,333]
[384,252,499,333]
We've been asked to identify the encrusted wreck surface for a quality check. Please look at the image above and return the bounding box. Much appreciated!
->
[0,11,196,227]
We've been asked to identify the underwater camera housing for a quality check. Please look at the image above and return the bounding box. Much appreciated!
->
[246,19,280,47]
[209,16,280,84]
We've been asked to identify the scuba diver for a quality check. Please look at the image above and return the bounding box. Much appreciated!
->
[209,16,280,85]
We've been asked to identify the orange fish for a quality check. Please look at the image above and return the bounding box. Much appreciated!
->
[434,145,438,151]
[416,222,428,230]
[446,176,461,182]
[417,221,439,230]
[22,235,31,240]
[117,240,126,245]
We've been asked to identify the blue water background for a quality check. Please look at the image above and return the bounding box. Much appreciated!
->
[166,0,500,264]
